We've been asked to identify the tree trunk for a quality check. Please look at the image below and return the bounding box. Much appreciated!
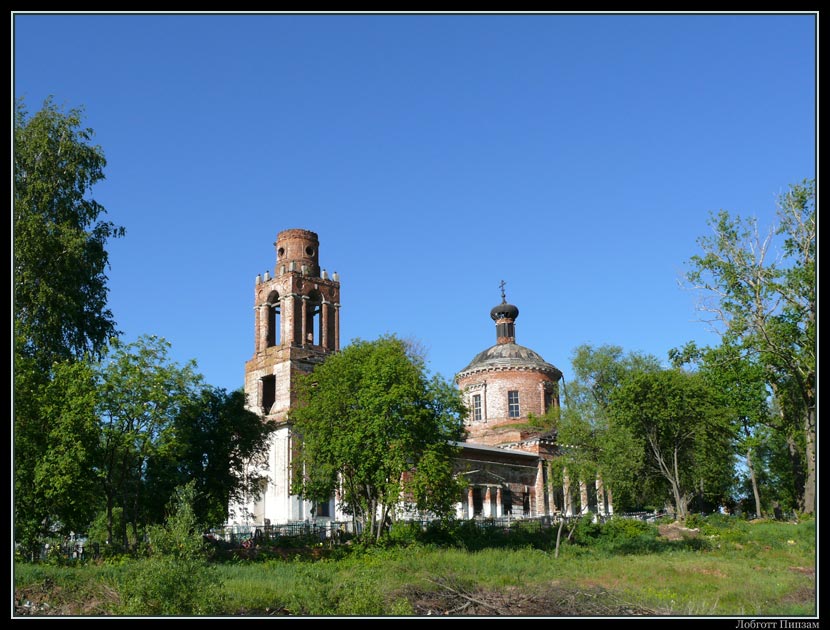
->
[554,517,565,559]
[365,499,375,542]
[803,405,816,514]
[376,504,389,543]
[746,447,762,518]
[106,497,114,545]
[671,482,686,522]
[672,447,686,522]
[787,434,805,512]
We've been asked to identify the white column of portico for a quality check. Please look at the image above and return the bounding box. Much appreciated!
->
[579,479,589,515]
[596,474,606,517]
[563,468,573,517]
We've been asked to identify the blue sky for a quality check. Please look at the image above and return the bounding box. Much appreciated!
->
[13,12,817,393]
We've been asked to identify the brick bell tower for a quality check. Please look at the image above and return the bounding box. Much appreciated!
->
[236,228,341,525]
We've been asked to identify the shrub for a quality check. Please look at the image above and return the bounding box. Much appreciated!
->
[387,520,427,546]
[117,482,226,616]
[698,513,750,542]
[600,517,657,541]
[564,517,664,555]
[568,516,602,546]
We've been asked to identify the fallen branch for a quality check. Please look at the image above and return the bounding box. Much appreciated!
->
[426,578,503,615]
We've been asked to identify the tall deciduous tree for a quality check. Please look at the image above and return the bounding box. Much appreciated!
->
[96,335,203,546]
[145,387,276,528]
[14,358,102,555]
[670,341,772,516]
[14,97,124,552]
[609,369,732,521]
[290,336,466,541]
[14,97,124,368]
[557,344,662,512]
[685,179,816,514]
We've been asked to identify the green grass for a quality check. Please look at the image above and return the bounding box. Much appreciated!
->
[13,518,816,617]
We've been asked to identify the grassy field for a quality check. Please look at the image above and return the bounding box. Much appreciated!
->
[13,517,817,617]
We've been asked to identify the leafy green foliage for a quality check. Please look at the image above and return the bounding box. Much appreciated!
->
[14,96,123,555]
[145,387,275,528]
[671,341,773,515]
[684,179,816,513]
[398,518,557,552]
[14,359,102,555]
[118,482,225,616]
[567,515,603,546]
[14,97,124,369]
[290,336,466,541]
[557,344,662,512]
[609,369,733,521]
[96,335,204,546]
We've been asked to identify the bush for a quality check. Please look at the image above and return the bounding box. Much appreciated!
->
[117,482,226,616]
[385,518,557,552]
[600,517,657,541]
[698,513,750,542]
[387,520,427,546]
[564,516,664,554]
[119,556,223,615]
[568,516,602,546]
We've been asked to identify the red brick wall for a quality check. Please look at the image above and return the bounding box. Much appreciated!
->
[458,369,557,443]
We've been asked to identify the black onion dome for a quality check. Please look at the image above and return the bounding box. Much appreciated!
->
[490,302,519,321]
[456,342,562,380]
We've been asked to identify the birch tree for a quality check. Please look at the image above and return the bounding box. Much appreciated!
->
[685,179,816,514]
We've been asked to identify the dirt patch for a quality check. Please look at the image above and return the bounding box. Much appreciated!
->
[402,578,669,616]
[14,580,120,617]
[780,584,816,607]
[16,578,669,617]
[658,522,700,541]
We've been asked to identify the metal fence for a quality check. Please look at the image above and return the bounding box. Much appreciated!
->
[19,541,103,563]
[214,512,666,543]
[211,520,361,545]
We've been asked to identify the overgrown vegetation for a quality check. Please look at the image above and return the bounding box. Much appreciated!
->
[116,482,225,616]
[14,514,816,617]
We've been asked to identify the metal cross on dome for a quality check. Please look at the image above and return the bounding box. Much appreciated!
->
[499,279,507,303]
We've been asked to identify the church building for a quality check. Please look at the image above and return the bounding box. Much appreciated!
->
[228,229,610,528]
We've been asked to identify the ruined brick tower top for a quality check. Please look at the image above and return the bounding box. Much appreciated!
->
[274,228,321,278]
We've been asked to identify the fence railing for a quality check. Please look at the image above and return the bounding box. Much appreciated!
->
[211,520,362,545]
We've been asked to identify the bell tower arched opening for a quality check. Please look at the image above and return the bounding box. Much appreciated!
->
[265,290,281,348]
[304,289,323,347]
